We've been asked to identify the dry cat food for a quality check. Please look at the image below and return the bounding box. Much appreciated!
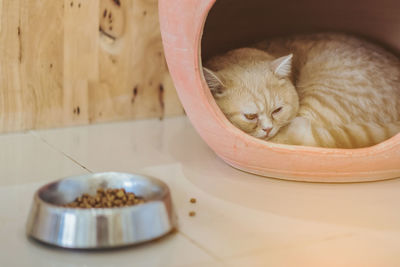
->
[189,211,196,217]
[190,198,197,203]
[63,188,145,208]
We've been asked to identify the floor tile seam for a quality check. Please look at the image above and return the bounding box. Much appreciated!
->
[29,131,93,173]
[178,231,224,263]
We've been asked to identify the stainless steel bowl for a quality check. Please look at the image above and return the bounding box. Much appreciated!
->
[26,172,177,249]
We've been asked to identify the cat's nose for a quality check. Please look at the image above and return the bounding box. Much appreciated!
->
[263,127,272,136]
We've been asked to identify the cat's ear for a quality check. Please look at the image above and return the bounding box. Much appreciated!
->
[203,67,225,97]
[271,54,293,78]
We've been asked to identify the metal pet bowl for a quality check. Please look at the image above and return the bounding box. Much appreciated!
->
[26,172,177,249]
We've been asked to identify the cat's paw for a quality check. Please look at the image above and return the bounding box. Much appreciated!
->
[283,117,318,146]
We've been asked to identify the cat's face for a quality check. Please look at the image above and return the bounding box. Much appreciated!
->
[204,52,299,140]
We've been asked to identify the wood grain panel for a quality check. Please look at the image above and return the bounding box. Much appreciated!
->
[0,0,183,133]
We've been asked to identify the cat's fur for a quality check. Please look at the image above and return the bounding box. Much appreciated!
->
[203,33,400,148]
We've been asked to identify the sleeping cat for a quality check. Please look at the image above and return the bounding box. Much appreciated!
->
[203,33,400,148]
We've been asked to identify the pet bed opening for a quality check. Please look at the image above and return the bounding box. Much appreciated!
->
[200,0,400,149]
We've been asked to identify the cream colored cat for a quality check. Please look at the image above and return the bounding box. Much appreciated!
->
[203,33,400,148]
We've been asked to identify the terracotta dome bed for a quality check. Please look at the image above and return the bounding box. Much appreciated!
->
[158,0,400,182]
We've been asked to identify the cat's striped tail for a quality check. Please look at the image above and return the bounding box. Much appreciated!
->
[311,121,400,148]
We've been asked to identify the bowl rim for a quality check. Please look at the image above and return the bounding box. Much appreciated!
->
[34,172,170,210]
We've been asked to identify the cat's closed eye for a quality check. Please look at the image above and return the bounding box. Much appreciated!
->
[244,113,258,120]
[272,107,283,116]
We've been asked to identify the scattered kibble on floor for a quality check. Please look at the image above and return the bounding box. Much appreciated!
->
[189,211,196,217]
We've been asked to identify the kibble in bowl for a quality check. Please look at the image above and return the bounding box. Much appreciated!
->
[63,188,145,208]
[26,172,177,249]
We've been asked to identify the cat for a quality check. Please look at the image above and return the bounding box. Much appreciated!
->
[203,33,400,148]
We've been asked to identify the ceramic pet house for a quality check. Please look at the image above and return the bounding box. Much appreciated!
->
[159,0,400,182]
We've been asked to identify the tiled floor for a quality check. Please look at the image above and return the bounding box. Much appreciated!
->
[1,116,400,267]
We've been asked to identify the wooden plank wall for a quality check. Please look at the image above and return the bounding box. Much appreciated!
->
[0,0,184,133]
